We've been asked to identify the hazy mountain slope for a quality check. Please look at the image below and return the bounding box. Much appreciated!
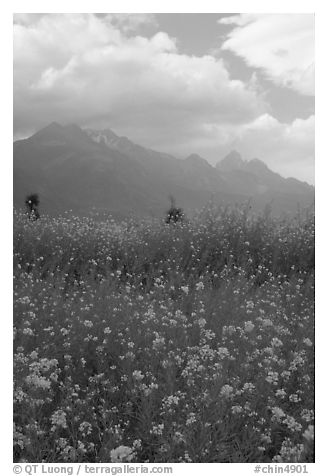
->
[216,151,313,196]
[14,123,217,217]
[86,129,228,193]
[14,123,166,216]
[14,123,314,218]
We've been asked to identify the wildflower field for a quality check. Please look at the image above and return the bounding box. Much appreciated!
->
[13,205,315,463]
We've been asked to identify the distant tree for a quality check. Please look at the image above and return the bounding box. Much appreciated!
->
[165,195,184,224]
[25,193,40,220]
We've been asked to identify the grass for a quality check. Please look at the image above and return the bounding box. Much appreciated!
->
[13,204,314,463]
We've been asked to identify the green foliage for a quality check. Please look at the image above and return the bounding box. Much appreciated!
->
[165,196,184,224]
[13,205,314,463]
[25,193,40,220]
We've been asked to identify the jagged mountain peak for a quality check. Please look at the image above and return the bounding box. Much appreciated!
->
[245,158,270,173]
[65,123,84,133]
[45,121,63,130]
[85,128,137,151]
[185,153,211,167]
[86,128,118,139]
[31,121,65,139]
[32,122,89,141]
[216,150,244,171]
[217,152,271,175]
[14,123,314,218]
[25,123,109,157]
[225,150,243,161]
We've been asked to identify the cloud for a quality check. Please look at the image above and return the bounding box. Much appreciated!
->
[105,13,158,33]
[13,13,47,25]
[14,13,265,136]
[236,114,315,183]
[155,113,314,184]
[13,13,314,183]
[219,14,314,96]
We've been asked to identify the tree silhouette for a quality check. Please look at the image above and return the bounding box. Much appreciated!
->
[165,195,184,224]
[25,193,40,220]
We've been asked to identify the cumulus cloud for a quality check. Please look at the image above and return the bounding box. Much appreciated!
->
[13,13,314,183]
[219,14,314,96]
[13,13,265,136]
[158,113,314,184]
[105,13,158,33]
[235,114,315,183]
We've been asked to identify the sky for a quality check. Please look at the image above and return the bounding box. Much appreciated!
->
[13,13,315,183]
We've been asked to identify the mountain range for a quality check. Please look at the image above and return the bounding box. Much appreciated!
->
[13,122,314,218]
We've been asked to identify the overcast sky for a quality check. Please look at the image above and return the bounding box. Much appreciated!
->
[13,13,314,183]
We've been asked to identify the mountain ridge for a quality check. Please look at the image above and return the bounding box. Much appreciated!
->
[13,123,314,218]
